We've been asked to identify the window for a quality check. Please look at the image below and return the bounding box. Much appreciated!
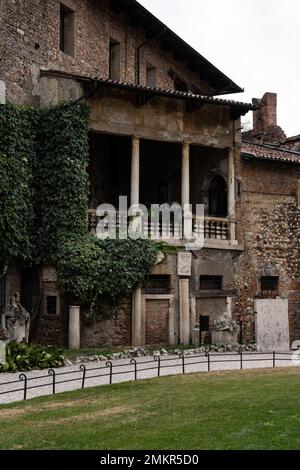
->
[60,3,75,56]
[146,64,157,88]
[168,70,188,92]
[209,175,228,218]
[144,275,171,294]
[261,277,279,296]
[200,275,223,291]
[45,295,59,316]
[109,39,121,81]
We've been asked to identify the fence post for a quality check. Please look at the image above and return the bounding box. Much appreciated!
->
[130,359,138,381]
[80,365,86,389]
[273,351,276,368]
[206,352,210,372]
[154,356,161,377]
[19,374,28,401]
[106,361,113,385]
[240,349,243,371]
[179,353,185,375]
[48,369,56,395]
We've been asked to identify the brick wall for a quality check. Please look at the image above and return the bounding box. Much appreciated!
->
[232,159,300,343]
[80,297,132,348]
[0,0,211,106]
[145,299,169,346]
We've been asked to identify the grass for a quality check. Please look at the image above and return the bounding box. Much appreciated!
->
[1,367,300,450]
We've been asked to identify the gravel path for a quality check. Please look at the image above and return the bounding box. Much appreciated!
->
[0,351,297,405]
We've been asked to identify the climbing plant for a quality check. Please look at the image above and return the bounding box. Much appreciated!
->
[0,104,36,271]
[0,101,162,312]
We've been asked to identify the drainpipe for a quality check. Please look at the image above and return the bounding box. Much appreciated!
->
[136,27,167,85]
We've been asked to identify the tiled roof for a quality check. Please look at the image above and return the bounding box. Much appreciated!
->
[241,141,300,165]
[40,70,255,113]
[110,0,243,95]
[286,134,300,142]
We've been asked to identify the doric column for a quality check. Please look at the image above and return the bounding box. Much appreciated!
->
[227,149,236,242]
[131,136,140,207]
[132,287,142,347]
[181,142,190,207]
[69,306,80,350]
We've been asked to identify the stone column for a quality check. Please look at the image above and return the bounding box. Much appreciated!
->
[0,81,6,104]
[131,136,143,346]
[182,143,193,239]
[228,149,236,242]
[181,142,190,207]
[132,287,142,347]
[69,306,80,350]
[131,136,140,207]
[179,279,190,345]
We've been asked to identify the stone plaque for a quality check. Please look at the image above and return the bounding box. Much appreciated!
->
[42,266,58,283]
[177,252,192,277]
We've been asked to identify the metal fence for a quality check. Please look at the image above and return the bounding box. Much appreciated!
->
[0,351,297,402]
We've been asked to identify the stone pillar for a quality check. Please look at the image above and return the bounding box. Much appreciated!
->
[181,142,190,207]
[179,279,190,345]
[0,81,6,104]
[131,137,142,346]
[131,136,140,207]
[228,149,236,242]
[69,306,80,350]
[132,287,142,347]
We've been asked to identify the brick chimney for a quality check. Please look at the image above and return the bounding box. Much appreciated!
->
[251,92,286,144]
[253,93,277,134]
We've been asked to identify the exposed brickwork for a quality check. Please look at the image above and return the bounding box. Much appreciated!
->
[35,314,66,347]
[0,0,213,106]
[233,160,300,343]
[81,297,132,348]
[145,299,169,346]
[1,1,299,348]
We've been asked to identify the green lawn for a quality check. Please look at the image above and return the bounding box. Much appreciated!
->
[1,368,300,450]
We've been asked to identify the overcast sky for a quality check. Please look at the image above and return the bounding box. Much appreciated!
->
[139,0,300,137]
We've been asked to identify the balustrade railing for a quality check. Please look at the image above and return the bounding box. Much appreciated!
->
[88,210,230,242]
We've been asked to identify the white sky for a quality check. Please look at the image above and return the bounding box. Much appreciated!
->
[139,0,300,137]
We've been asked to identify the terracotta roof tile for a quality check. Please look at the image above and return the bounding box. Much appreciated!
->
[241,141,300,165]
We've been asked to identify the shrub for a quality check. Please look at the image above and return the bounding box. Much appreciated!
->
[0,342,65,372]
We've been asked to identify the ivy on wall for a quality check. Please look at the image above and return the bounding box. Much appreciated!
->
[0,102,161,311]
[0,104,35,271]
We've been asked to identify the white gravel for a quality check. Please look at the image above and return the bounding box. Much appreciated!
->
[0,351,297,405]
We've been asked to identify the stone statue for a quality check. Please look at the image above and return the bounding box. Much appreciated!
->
[2,293,30,344]
[214,315,237,333]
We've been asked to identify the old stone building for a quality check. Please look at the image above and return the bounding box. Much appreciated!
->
[0,0,299,351]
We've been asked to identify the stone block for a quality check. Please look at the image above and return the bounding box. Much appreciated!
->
[255,299,289,351]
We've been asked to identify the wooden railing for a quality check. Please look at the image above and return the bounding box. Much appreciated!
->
[88,210,230,242]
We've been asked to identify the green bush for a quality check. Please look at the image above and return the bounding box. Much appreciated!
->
[0,342,65,372]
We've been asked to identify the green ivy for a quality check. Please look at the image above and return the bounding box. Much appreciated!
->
[0,102,162,312]
[0,104,35,270]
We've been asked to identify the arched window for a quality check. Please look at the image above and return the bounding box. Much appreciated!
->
[209,176,228,217]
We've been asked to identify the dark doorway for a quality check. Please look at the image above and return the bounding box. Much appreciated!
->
[89,133,131,209]
[209,176,228,217]
[0,276,6,317]
[140,139,181,207]
[21,267,41,316]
